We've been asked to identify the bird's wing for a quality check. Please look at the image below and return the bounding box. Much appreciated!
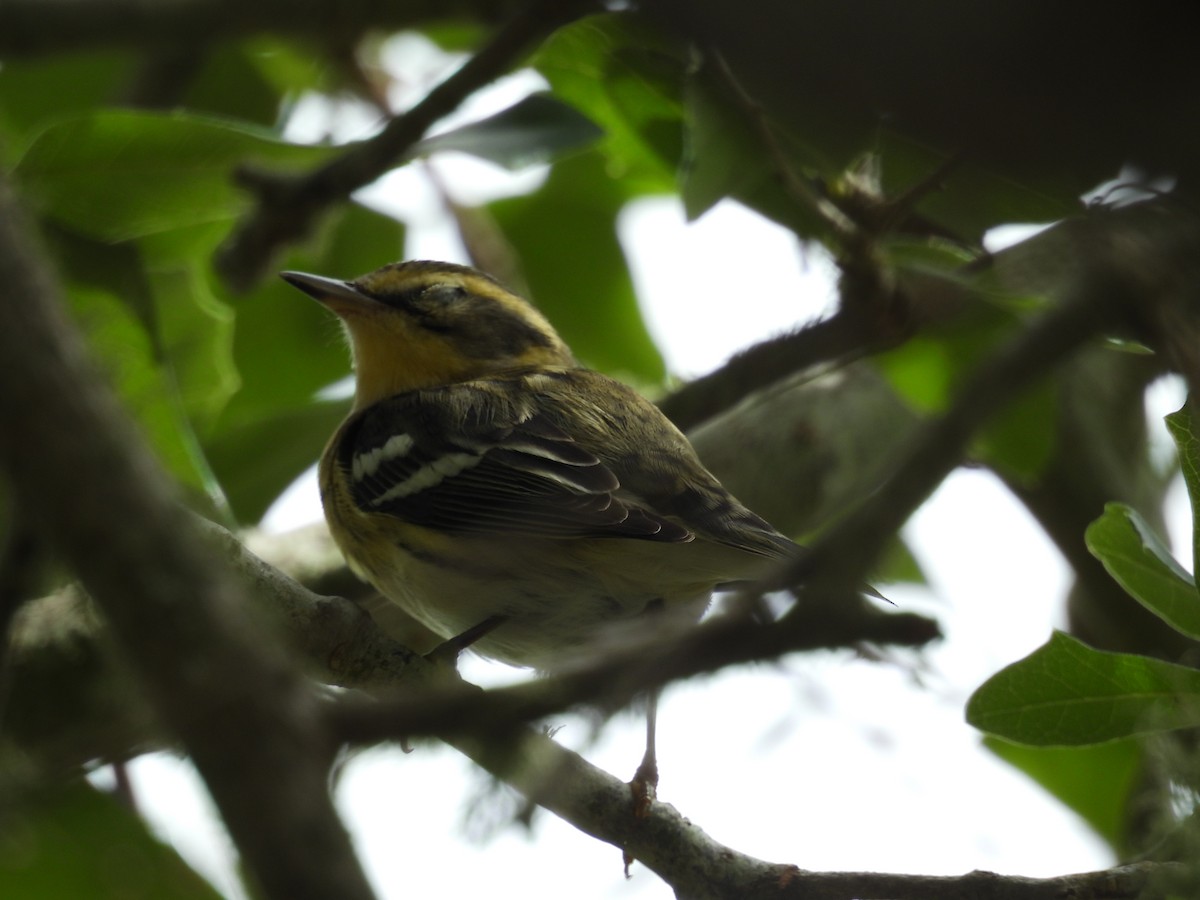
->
[529,369,799,561]
[337,385,692,543]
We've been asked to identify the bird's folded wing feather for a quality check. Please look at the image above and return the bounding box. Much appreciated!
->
[337,387,692,543]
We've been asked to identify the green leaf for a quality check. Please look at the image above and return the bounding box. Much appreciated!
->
[204,202,404,522]
[1166,403,1200,576]
[873,536,928,586]
[967,631,1200,745]
[534,13,683,191]
[414,92,603,170]
[0,52,132,160]
[1086,502,1200,639]
[983,736,1140,851]
[64,284,216,500]
[44,227,236,509]
[974,378,1057,483]
[679,67,768,221]
[873,299,1018,413]
[873,131,1076,244]
[146,264,240,433]
[15,110,333,241]
[182,42,288,127]
[490,151,665,382]
[204,402,348,523]
[0,781,221,899]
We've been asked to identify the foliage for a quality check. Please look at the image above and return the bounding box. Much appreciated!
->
[3,3,1200,899]
[968,406,1200,854]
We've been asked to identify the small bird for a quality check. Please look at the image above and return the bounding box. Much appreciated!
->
[282,260,797,800]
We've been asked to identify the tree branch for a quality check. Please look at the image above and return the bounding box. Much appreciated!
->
[449,728,1181,900]
[3,522,1177,899]
[328,590,937,746]
[0,173,375,900]
[214,0,598,291]
[768,233,1146,601]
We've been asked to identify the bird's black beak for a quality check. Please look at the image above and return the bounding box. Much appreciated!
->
[279,271,368,306]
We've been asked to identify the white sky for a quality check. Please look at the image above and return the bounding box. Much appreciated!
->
[105,33,1196,900]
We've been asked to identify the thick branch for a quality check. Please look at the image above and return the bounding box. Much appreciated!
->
[0,174,374,900]
[215,0,597,291]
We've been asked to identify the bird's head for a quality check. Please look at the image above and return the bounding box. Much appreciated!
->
[282,261,574,408]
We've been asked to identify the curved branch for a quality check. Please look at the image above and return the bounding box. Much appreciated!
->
[214,0,598,291]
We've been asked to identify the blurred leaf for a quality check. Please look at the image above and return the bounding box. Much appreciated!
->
[534,13,683,191]
[183,43,286,127]
[974,379,1057,483]
[14,110,333,241]
[679,61,830,240]
[873,333,956,413]
[147,264,240,432]
[873,300,1017,413]
[42,228,224,503]
[984,736,1140,851]
[0,52,132,160]
[63,284,215,498]
[44,227,236,508]
[874,131,1076,243]
[871,284,1054,480]
[205,202,403,522]
[873,536,927,586]
[204,402,348,523]
[244,37,333,98]
[490,151,664,382]
[1166,404,1200,578]
[140,220,233,267]
[1086,503,1200,639]
[679,66,769,221]
[885,237,979,279]
[0,781,221,899]
[967,631,1200,745]
[415,92,602,170]
[422,21,487,52]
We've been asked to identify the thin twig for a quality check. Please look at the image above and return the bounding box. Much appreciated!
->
[215,0,598,291]
[326,593,937,747]
[769,260,1134,603]
[707,50,853,239]
[448,725,1183,900]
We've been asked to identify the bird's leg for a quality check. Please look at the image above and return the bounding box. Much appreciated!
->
[624,687,659,875]
[424,614,507,666]
[630,687,659,815]
[399,616,506,755]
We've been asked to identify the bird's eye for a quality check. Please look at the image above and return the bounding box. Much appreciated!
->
[421,284,467,304]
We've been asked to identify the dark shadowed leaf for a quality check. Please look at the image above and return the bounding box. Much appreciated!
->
[490,151,664,382]
[0,782,222,899]
[1166,404,1200,581]
[414,93,602,170]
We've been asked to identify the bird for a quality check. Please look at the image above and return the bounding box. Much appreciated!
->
[281,260,798,805]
